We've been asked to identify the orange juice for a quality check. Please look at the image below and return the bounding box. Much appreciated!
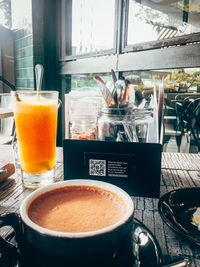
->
[14,95,58,174]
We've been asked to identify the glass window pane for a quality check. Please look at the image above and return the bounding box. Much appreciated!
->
[71,73,111,94]
[69,73,112,113]
[122,68,200,94]
[70,0,115,56]
[127,0,200,46]
[69,69,200,96]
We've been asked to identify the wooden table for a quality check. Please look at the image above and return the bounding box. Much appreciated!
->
[0,145,200,266]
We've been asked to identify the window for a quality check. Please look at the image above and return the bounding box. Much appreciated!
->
[69,68,200,95]
[61,0,117,60]
[126,0,200,50]
[54,0,200,147]
[57,0,200,130]
[70,0,115,56]
[0,0,11,28]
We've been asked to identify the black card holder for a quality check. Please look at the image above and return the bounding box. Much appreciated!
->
[63,139,162,198]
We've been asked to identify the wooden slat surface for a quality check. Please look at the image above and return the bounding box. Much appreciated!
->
[162,152,200,171]
[0,146,200,266]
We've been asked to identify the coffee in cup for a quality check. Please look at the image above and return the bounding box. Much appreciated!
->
[28,185,127,233]
[0,180,134,258]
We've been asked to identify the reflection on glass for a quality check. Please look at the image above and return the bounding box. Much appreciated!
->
[70,73,111,114]
[71,0,115,56]
[122,68,200,94]
[70,69,200,95]
[127,0,200,45]
[71,73,111,92]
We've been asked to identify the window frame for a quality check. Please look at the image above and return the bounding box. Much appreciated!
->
[59,0,120,62]
[58,0,200,76]
[54,0,200,144]
[121,0,200,53]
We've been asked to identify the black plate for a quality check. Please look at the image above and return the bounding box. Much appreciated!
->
[158,187,200,246]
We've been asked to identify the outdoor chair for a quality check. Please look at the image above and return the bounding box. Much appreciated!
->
[162,94,182,152]
[176,98,200,152]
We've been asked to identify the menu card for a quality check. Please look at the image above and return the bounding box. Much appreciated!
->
[63,140,162,198]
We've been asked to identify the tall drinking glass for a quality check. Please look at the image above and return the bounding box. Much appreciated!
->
[11,91,59,188]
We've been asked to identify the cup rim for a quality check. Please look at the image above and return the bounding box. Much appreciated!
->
[20,179,134,238]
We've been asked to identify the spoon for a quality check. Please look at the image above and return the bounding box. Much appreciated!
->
[114,79,126,106]
[35,64,44,92]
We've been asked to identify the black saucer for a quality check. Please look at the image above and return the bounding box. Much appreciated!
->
[0,218,162,267]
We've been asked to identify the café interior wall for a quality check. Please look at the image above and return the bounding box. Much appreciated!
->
[11,0,34,90]
[12,0,45,91]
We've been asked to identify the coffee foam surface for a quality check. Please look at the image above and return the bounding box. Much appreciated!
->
[28,185,127,233]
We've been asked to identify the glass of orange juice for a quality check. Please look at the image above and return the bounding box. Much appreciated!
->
[11,90,59,188]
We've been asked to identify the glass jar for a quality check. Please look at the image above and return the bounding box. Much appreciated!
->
[69,99,99,140]
[97,105,137,142]
[134,108,153,143]
[70,115,97,140]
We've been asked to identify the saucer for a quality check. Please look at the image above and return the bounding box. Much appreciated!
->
[0,218,162,267]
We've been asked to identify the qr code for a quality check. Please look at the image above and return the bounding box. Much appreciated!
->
[89,159,106,176]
